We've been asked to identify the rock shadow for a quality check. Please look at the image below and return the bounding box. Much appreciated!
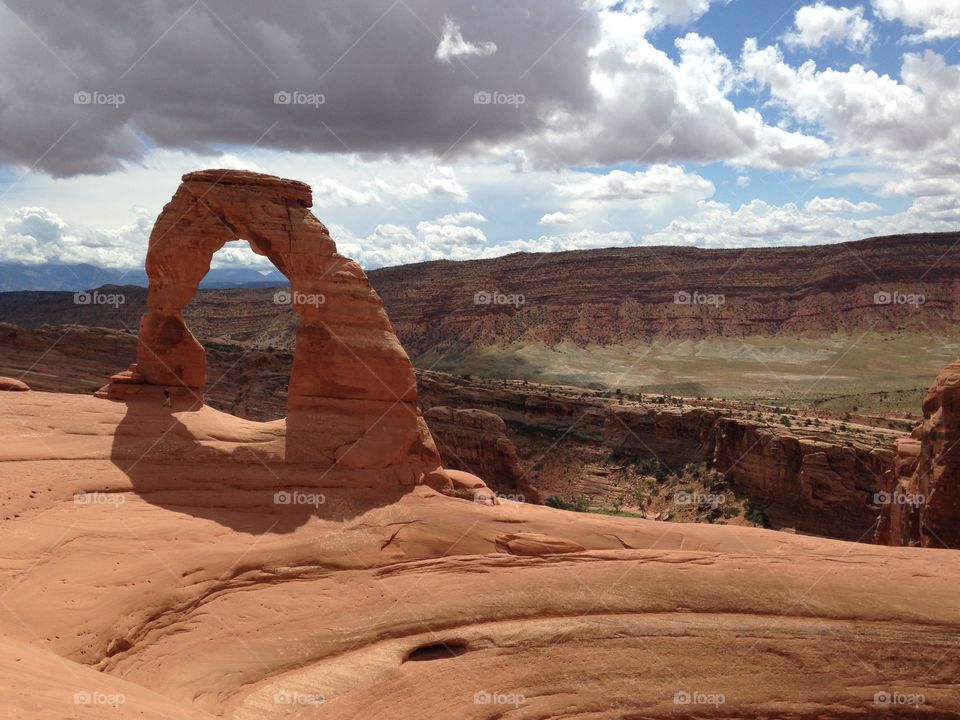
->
[109,390,413,534]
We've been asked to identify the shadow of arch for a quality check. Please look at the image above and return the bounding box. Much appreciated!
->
[108,394,416,532]
[104,170,446,531]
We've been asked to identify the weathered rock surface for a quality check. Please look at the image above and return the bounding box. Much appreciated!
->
[423,405,540,502]
[100,169,442,484]
[0,390,958,719]
[0,376,28,391]
[878,359,960,548]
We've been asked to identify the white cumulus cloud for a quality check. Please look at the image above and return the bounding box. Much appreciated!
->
[539,212,577,225]
[806,196,881,213]
[784,3,873,51]
[555,166,715,203]
[873,0,960,41]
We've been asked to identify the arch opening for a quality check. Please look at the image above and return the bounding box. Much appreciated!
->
[180,238,296,421]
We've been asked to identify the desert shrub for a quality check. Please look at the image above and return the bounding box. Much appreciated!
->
[545,495,590,512]
[743,500,768,527]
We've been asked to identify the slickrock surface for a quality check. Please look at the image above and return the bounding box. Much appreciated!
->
[101,169,442,484]
[0,390,958,718]
[878,359,960,548]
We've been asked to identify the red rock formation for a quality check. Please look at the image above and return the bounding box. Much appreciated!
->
[877,360,960,548]
[101,169,444,485]
[420,372,897,540]
[710,417,893,540]
[0,376,28,391]
[423,405,540,502]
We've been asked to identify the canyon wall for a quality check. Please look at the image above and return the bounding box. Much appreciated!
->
[420,373,898,540]
[423,406,540,502]
[370,233,960,354]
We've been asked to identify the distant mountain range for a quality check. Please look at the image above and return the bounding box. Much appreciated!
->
[0,262,288,292]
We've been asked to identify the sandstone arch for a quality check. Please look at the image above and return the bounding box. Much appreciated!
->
[104,169,444,484]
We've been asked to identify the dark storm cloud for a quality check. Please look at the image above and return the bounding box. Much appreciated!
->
[0,0,599,176]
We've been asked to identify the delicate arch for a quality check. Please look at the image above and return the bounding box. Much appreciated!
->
[104,169,442,480]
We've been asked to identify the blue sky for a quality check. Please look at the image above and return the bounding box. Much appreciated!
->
[0,0,957,270]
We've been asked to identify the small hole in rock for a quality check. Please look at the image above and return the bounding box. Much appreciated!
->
[404,641,468,662]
